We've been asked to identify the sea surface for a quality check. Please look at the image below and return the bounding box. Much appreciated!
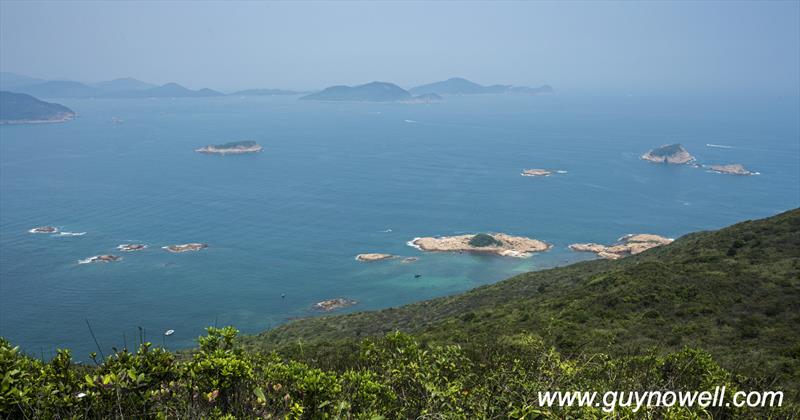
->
[1,93,798,359]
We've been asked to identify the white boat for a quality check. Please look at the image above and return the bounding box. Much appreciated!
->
[164,329,174,336]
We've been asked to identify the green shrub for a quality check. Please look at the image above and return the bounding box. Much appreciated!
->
[468,233,502,247]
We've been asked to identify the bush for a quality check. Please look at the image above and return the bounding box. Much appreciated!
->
[468,233,502,247]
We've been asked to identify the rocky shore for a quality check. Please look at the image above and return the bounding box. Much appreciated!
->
[314,298,357,312]
[641,144,695,164]
[355,253,395,262]
[409,233,551,258]
[707,164,758,176]
[569,234,673,260]
[162,243,208,253]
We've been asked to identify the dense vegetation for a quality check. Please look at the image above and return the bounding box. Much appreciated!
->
[1,209,797,418]
[468,233,503,247]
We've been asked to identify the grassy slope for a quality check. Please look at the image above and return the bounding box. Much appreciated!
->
[242,209,800,390]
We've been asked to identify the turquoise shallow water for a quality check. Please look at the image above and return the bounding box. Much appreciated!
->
[1,94,798,359]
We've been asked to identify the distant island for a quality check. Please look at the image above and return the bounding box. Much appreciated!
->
[300,81,441,103]
[706,163,758,176]
[409,232,551,258]
[641,143,696,164]
[0,91,75,124]
[410,77,553,96]
[195,140,262,155]
[231,88,304,96]
[92,77,156,92]
[569,233,673,260]
[104,82,224,98]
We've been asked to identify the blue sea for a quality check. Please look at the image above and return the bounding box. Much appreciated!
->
[1,93,798,359]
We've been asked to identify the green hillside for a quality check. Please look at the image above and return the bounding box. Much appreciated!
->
[244,208,800,389]
[1,209,797,418]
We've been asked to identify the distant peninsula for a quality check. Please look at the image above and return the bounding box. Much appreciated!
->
[641,143,696,164]
[195,140,262,155]
[300,82,440,103]
[410,77,553,96]
[409,233,551,258]
[0,91,75,124]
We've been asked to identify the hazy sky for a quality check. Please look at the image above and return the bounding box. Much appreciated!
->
[1,1,798,94]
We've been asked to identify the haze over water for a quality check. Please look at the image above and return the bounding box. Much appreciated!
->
[1,93,798,358]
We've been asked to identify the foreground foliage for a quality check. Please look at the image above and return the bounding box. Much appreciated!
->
[2,328,792,418]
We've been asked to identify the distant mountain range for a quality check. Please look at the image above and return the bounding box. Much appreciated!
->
[410,77,553,96]
[0,72,551,101]
[0,91,76,124]
[0,72,224,99]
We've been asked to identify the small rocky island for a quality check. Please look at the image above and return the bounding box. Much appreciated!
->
[569,234,673,260]
[314,298,357,312]
[641,144,696,164]
[195,140,262,155]
[29,226,58,234]
[521,169,553,177]
[355,253,395,262]
[162,243,208,253]
[409,233,551,258]
[79,255,121,264]
[707,164,757,176]
[117,244,147,252]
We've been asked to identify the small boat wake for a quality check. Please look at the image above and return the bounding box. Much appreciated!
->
[706,143,732,149]
[53,231,86,237]
[404,119,418,123]
[380,228,393,233]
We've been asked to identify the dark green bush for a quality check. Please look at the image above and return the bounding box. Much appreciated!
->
[468,233,502,247]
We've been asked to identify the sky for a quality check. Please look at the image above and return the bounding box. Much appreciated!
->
[1,1,798,94]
